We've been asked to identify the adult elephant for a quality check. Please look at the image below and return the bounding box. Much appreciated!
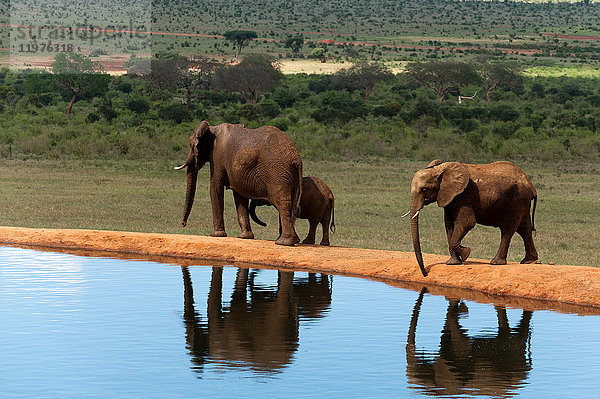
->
[175,121,303,245]
[407,160,538,276]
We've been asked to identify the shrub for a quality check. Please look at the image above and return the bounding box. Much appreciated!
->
[86,112,101,123]
[158,103,192,123]
[237,103,261,120]
[488,103,520,122]
[259,99,282,118]
[373,102,402,118]
[127,96,151,114]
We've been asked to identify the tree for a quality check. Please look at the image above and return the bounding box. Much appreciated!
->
[477,60,522,102]
[406,61,480,102]
[212,54,282,105]
[311,47,327,63]
[334,61,394,100]
[223,30,258,58]
[285,35,304,53]
[52,53,104,115]
[147,53,217,108]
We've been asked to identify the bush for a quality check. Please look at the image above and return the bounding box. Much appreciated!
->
[127,96,151,114]
[373,102,402,118]
[237,103,261,120]
[259,99,282,118]
[158,103,192,123]
[311,90,367,124]
[488,103,520,122]
[269,117,290,131]
[86,112,101,123]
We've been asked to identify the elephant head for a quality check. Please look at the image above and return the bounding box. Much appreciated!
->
[175,121,215,227]
[408,160,470,276]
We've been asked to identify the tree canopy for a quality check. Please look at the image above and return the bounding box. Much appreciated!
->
[335,61,394,100]
[212,53,282,105]
[406,61,480,102]
[223,30,258,58]
[52,53,105,114]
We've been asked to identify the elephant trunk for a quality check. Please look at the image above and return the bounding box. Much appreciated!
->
[181,166,198,227]
[410,198,427,277]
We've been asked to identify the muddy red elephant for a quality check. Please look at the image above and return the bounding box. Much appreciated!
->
[249,176,335,246]
[407,160,538,276]
[176,121,303,245]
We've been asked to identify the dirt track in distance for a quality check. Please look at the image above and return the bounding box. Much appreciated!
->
[1,226,599,312]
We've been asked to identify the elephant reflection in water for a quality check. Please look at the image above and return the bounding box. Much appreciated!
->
[406,288,532,397]
[182,267,331,374]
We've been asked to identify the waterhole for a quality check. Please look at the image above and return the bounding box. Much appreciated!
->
[1,246,599,398]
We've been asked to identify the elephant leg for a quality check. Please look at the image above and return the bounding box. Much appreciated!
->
[232,191,254,239]
[446,208,475,265]
[491,226,517,265]
[517,212,538,264]
[273,199,300,246]
[319,212,331,246]
[303,219,318,245]
[209,180,227,237]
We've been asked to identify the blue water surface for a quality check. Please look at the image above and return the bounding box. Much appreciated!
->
[1,246,600,398]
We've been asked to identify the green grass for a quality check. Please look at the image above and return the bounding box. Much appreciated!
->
[0,158,598,267]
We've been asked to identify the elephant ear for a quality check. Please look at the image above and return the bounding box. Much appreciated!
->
[192,121,214,165]
[437,162,470,207]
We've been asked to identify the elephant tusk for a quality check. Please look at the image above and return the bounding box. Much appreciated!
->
[401,210,410,218]
[411,210,420,219]
[174,163,187,170]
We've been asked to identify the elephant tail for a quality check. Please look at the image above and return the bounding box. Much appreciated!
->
[531,195,537,237]
[330,196,336,234]
[249,200,268,227]
[293,160,303,218]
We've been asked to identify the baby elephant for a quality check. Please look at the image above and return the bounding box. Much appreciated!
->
[250,176,335,245]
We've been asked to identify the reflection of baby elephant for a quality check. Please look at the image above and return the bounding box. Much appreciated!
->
[249,176,335,246]
[406,288,532,397]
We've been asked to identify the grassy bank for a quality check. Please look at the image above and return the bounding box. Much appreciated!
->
[0,158,598,267]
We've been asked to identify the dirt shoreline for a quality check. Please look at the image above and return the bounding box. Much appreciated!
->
[1,226,599,312]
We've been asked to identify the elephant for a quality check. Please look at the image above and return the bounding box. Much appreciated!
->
[175,121,303,246]
[406,160,538,276]
[406,288,532,397]
[249,176,335,246]
[181,266,331,374]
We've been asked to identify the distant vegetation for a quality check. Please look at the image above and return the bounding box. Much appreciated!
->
[1,51,599,163]
[149,0,600,66]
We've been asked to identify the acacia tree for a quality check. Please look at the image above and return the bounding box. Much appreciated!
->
[212,53,282,105]
[477,61,522,102]
[285,35,304,53]
[52,53,104,115]
[148,52,217,107]
[406,61,480,102]
[223,30,258,58]
[335,61,394,100]
[311,47,327,63]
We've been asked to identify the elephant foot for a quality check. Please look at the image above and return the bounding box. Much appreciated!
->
[490,256,507,265]
[456,246,471,262]
[521,254,538,264]
[275,235,300,246]
[237,231,254,239]
[319,240,330,246]
[210,230,227,237]
[302,237,316,245]
[446,255,462,265]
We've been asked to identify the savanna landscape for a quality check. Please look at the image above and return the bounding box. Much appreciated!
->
[1,0,599,283]
[4,1,600,397]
